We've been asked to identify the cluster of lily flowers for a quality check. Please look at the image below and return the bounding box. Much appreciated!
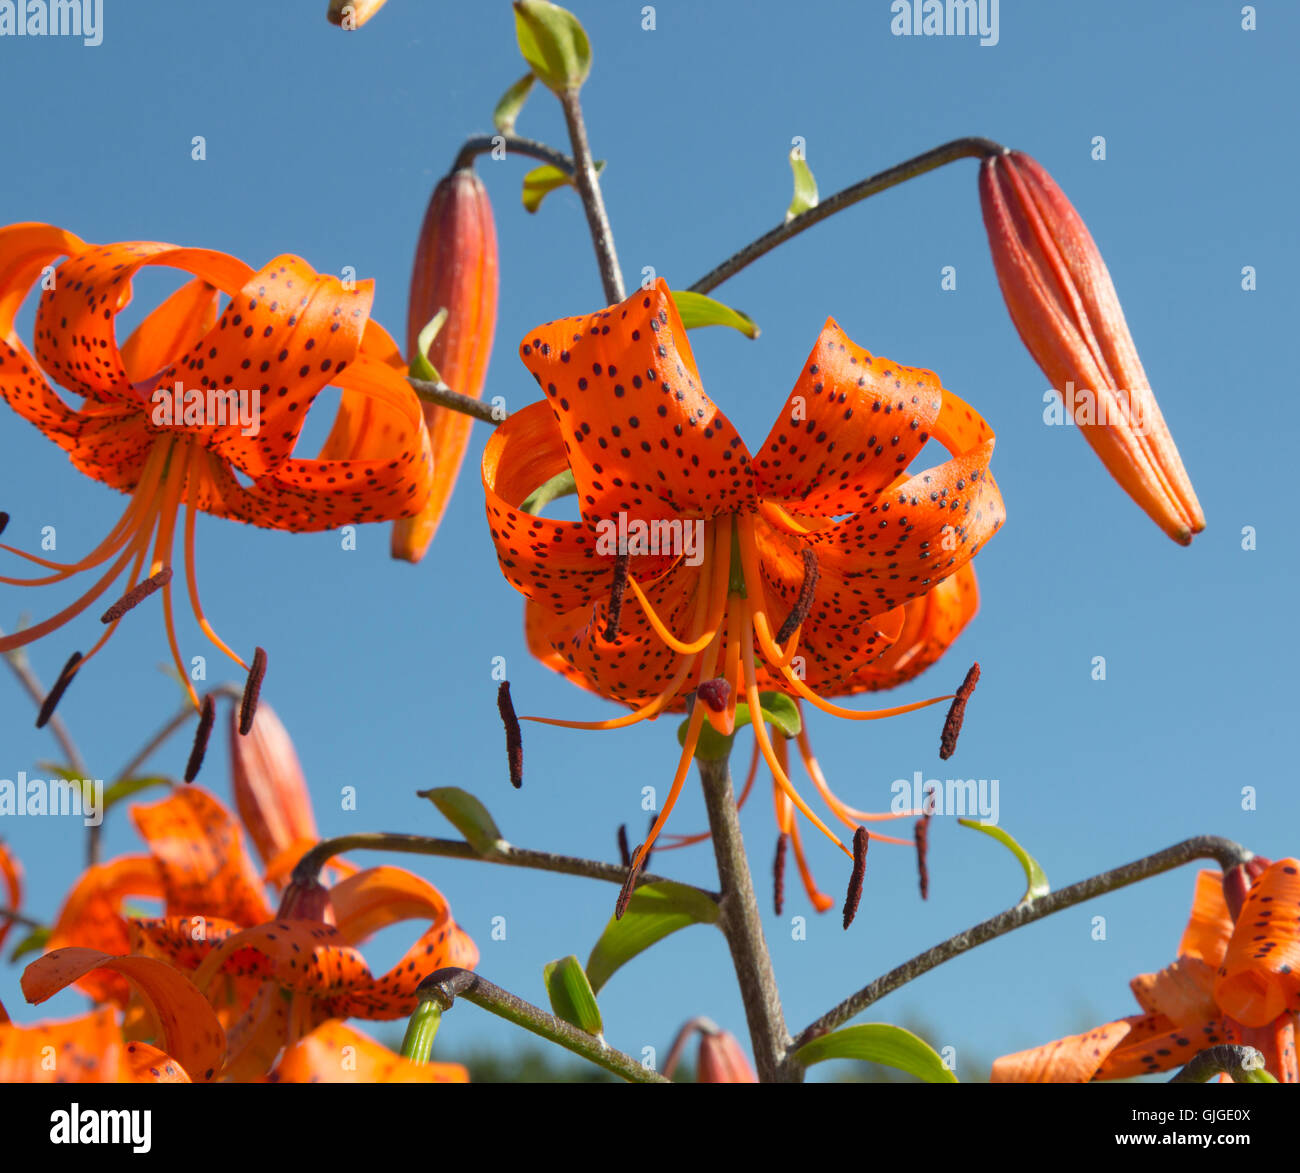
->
[0,139,1273,1082]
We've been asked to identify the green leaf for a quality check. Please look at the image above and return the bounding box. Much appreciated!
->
[959,819,1050,905]
[543,955,604,1035]
[586,881,718,993]
[668,290,760,339]
[417,787,507,857]
[795,1024,958,1083]
[102,775,172,812]
[8,925,50,964]
[493,72,536,134]
[408,309,448,383]
[676,691,801,761]
[521,469,577,515]
[521,160,602,213]
[786,148,819,221]
[513,0,591,94]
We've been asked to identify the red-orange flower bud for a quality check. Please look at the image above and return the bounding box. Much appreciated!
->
[697,1025,758,1083]
[275,876,333,923]
[1222,856,1272,921]
[393,165,499,562]
[229,702,319,881]
[979,150,1205,545]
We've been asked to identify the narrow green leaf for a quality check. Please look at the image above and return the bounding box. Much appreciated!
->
[102,775,172,812]
[521,160,603,214]
[786,149,819,221]
[959,818,1050,905]
[493,72,536,134]
[543,955,604,1035]
[514,0,591,94]
[795,1023,958,1083]
[668,290,760,339]
[408,309,447,383]
[521,469,577,515]
[417,786,507,856]
[8,925,50,964]
[586,881,718,993]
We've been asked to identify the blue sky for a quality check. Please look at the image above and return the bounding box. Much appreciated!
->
[0,0,1295,1080]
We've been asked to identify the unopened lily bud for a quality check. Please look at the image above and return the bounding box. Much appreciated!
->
[229,703,319,879]
[393,166,499,562]
[326,0,388,30]
[697,1025,758,1083]
[1222,856,1272,921]
[979,150,1205,545]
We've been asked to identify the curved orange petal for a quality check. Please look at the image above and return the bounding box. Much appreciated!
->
[130,787,273,927]
[1178,869,1234,967]
[1094,1015,1226,1080]
[124,1039,192,1083]
[1224,1013,1298,1084]
[271,1020,467,1083]
[0,1006,123,1082]
[228,702,318,873]
[22,948,225,1081]
[991,1018,1132,1082]
[753,322,943,515]
[221,982,290,1082]
[1129,956,1218,1029]
[1215,858,1300,1028]
[47,855,164,1007]
[518,278,755,526]
[192,919,372,998]
[120,277,220,386]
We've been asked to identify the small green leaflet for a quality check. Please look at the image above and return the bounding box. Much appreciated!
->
[795,1023,957,1083]
[959,818,1049,905]
[586,881,718,993]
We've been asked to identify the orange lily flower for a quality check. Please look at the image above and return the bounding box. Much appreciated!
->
[270,1019,468,1083]
[0,223,433,716]
[992,861,1300,1083]
[486,279,1003,884]
[980,152,1204,545]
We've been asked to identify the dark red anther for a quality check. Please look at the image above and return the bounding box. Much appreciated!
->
[497,680,523,788]
[696,677,731,713]
[617,824,631,868]
[601,552,630,642]
[100,567,173,624]
[0,511,8,537]
[773,832,789,916]
[184,694,216,783]
[940,662,980,760]
[36,650,82,729]
[915,810,932,901]
[775,546,818,645]
[842,826,869,930]
[616,845,646,920]
[238,646,267,736]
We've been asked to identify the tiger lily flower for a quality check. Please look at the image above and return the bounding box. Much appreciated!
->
[992,860,1300,1082]
[486,279,1003,884]
[980,152,1204,545]
[0,223,433,718]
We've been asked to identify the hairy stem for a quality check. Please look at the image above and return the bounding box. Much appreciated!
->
[697,756,795,1083]
[418,967,668,1083]
[291,830,716,901]
[792,835,1251,1050]
[451,133,575,176]
[559,89,625,305]
[689,136,1007,295]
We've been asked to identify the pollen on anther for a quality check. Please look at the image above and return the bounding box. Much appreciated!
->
[939,662,980,760]
[238,647,268,736]
[776,546,819,645]
[184,694,216,783]
[100,567,173,624]
[602,552,631,642]
[774,832,789,916]
[842,827,869,929]
[497,681,524,788]
[36,650,82,729]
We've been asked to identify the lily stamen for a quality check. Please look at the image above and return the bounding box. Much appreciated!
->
[842,826,870,929]
[100,567,173,624]
[775,546,818,645]
[940,662,980,759]
[238,647,268,736]
[35,650,83,729]
[601,551,630,642]
[183,693,216,783]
